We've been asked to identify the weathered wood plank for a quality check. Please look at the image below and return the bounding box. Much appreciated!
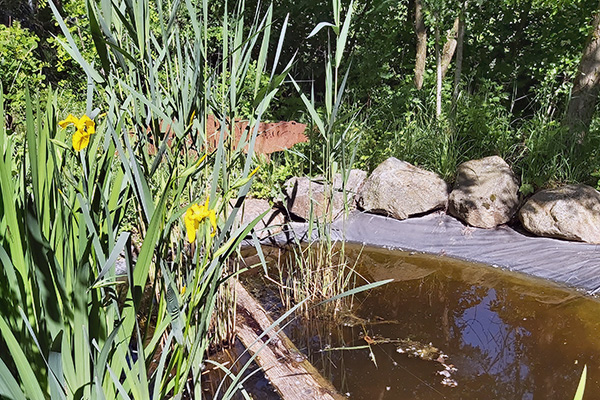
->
[234,281,345,400]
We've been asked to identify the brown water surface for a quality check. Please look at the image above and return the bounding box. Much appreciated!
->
[242,244,600,400]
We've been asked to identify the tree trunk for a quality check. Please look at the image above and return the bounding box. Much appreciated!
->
[453,1,467,104]
[441,16,460,80]
[414,0,427,90]
[435,17,442,118]
[566,1,600,140]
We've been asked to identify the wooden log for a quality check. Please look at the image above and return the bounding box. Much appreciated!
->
[234,281,345,400]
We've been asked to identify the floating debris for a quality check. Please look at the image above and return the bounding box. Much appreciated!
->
[390,338,459,388]
[441,377,458,387]
[394,339,442,361]
[437,362,458,387]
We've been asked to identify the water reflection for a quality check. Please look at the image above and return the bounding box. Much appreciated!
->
[258,245,600,400]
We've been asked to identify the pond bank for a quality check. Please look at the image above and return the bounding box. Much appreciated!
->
[252,210,600,295]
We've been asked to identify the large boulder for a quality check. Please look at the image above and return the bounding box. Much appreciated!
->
[333,169,368,194]
[518,184,600,244]
[448,156,519,228]
[284,177,352,221]
[357,158,449,220]
[314,169,368,194]
[239,198,285,240]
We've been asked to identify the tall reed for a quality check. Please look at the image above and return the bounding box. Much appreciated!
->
[272,0,362,317]
[0,0,292,397]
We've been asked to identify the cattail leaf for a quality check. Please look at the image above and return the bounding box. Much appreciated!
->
[151,332,174,399]
[0,317,45,399]
[94,232,130,285]
[0,357,27,400]
[325,56,333,117]
[87,0,111,73]
[48,332,66,400]
[335,0,354,69]
[290,76,326,137]
[254,5,272,97]
[307,21,335,38]
[270,13,289,82]
[573,365,587,400]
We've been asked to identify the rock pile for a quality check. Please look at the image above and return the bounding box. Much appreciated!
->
[242,155,600,245]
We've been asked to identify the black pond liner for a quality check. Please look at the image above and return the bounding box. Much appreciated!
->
[253,210,600,295]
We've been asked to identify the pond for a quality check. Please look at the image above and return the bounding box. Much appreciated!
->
[240,244,600,400]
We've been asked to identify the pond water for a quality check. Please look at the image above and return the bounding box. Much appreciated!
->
[241,244,600,400]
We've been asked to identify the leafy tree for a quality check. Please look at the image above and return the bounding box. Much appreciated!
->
[566,0,600,140]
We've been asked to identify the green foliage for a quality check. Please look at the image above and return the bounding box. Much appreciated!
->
[354,78,509,179]
[212,60,273,119]
[46,0,97,72]
[516,113,600,189]
[261,0,600,191]
[4,0,600,395]
[250,152,304,199]
[592,169,600,190]
[1,0,292,397]
[0,12,91,133]
[452,80,516,161]
[0,22,46,125]
[463,0,594,104]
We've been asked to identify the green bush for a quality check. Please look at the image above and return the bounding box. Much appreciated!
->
[452,80,516,161]
[0,21,46,128]
[250,151,304,199]
[515,114,600,190]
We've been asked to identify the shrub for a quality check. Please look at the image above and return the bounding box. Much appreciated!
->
[0,21,46,128]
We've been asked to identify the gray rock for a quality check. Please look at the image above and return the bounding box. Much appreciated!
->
[519,184,600,244]
[357,157,449,220]
[284,176,354,221]
[309,169,368,194]
[314,169,368,194]
[335,169,368,193]
[239,198,285,240]
[448,156,519,228]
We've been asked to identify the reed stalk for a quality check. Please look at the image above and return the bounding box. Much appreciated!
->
[272,0,362,318]
[0,0,292,397]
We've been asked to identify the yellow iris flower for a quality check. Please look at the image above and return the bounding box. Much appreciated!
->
[184,196,217,243]
[58,114,96,151]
